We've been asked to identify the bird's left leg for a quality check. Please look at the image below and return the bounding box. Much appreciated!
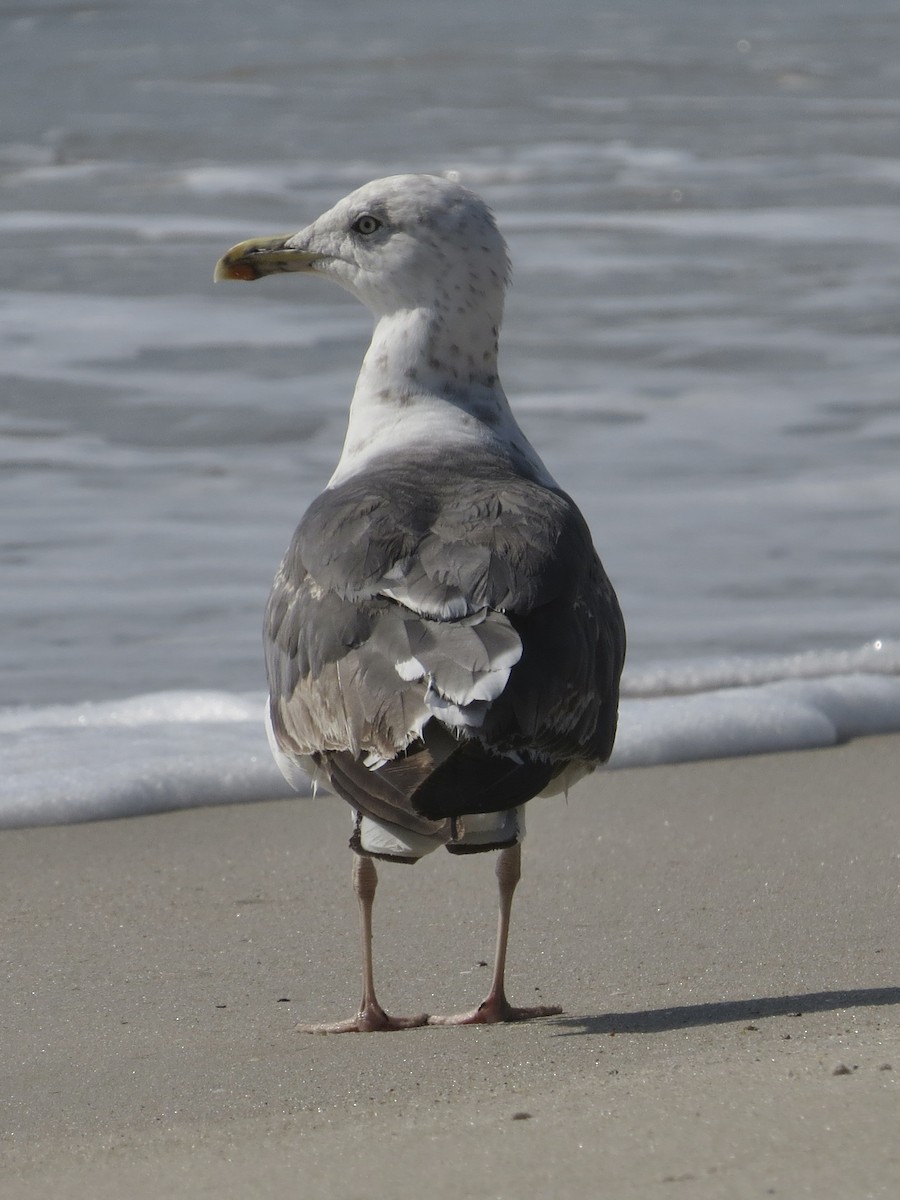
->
[428,843,562,1025]
[296,853,430,1033]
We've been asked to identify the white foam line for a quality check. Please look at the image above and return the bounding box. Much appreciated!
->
[621,638,900,698]
[3,670,900,828]
[504,206,900,245]
[0,212,254,238]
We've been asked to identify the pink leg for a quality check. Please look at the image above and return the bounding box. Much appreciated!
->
[296,854,429,1033]
[428,844,562,1026]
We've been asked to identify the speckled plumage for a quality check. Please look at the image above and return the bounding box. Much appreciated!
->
[216,174,625,1030]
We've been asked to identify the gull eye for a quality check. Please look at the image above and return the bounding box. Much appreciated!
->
[351,213,382,236]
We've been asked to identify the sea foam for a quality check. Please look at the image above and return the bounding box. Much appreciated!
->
[3,646,899,830]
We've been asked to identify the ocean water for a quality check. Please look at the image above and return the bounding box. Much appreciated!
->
[3,0,900,826]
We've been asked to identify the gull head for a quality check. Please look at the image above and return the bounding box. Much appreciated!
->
[214,173,510,321]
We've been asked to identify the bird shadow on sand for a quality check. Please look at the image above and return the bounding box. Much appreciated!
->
[549,987,900,1036]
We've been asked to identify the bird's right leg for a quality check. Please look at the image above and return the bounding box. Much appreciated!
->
[296,853,430,1033]
[427,843,562,1025]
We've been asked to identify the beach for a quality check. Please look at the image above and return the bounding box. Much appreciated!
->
[3,734,899,1198]
[3,1,900,1194]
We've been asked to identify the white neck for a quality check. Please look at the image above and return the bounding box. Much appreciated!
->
[328,308,555,488]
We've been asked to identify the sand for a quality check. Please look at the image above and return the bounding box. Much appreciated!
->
[2,735,899,1198]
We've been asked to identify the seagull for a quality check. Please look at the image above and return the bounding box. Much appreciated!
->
[215,173,625,1032]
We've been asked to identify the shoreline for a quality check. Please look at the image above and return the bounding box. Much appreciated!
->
[3,735,899,1196]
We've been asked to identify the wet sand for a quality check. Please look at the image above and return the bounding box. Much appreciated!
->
[2,735,899,1197]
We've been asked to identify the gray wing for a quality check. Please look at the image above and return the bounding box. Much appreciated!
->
[265,451,625,824]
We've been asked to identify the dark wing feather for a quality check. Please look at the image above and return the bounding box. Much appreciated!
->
[325,739,556,822]
[265,449,625,826]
